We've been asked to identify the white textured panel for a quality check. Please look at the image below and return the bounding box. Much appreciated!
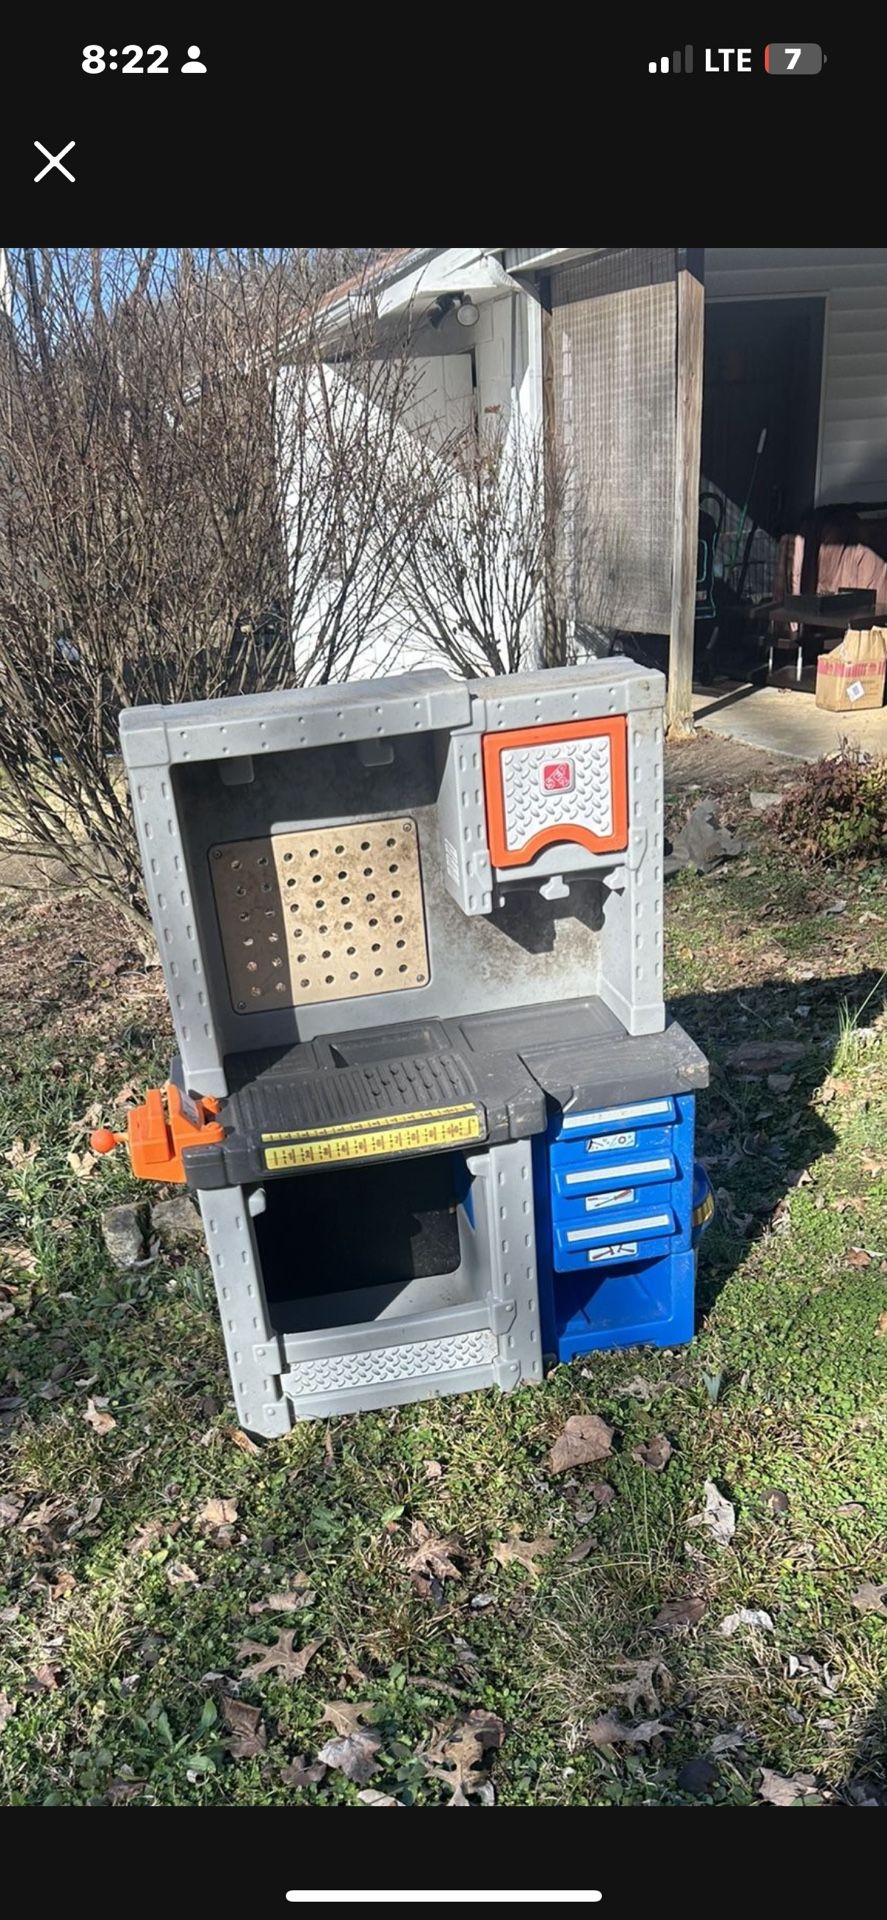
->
[284,1329,497,1398]
[500,737,612,853]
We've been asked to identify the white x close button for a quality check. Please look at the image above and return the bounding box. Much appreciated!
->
[34,140,76,183]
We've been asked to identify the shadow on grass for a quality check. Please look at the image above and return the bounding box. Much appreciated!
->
[672,966,887,1321]
[846,1682,887,1805]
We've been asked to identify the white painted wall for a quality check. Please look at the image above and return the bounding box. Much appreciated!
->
[706,247,887,504]
[402,353,474,447]
[280,264,549,683]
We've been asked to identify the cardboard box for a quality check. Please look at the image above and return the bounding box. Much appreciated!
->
[815,626,887,712]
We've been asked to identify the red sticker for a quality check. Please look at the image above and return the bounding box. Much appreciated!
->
[542,760,574,793]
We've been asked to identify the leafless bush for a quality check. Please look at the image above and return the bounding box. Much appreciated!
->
[0,246,413,923]
[379,416,571,677]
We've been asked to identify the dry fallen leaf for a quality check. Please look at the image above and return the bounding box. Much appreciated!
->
[589,1481,617,1508]
[423,1460,443,1481]
[758,1766,819,1806]
[197,1498,238,1532]
[317,1731,381,1786]
[874,1312,887,1338]
[719,1609,775,1637]
[18,1496,70,1535]
[652,1596,706,1632]
[0,1690,17,1729]
[357,1789,402,1807]
[0,1244,38,1273]
[846,1248,872,1269]
[492,1534,557,1576]
[280,1755,327,1789]
[0,1495,24,1530]
[850,1581,887,1617]
[688,1480,736,1547]
[608,1658,670,1716]
[586,1715,671,1748]
[31,1663,61,1691]
[565,1534,597,1564]
[67,1150,98,1180]
[166,1560,200,1587]
[406,1519,464,1584]
[820,1075,854,1102]
[83,1397,116,1436]
[622,1375,663,1402]
[106,1775,147,1804]
[4,1138,40,1171]
[632,1434,673,1473]
[425,1707,505,1799]
[549,1413,614,1474]
[321,1700,379,1738]
[710,1729,749,1755]
[221,1696,267,1759]
[248,1580,316,1616]
[227,1428,262,1457]
[50,1571,78,1600]
[238,1631,324,1681]
[127,1518,176,1555]
[767,1072,795,1094]
[861,1152,887,1177]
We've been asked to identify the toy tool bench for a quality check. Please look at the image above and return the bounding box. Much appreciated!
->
[94,663,709,1436]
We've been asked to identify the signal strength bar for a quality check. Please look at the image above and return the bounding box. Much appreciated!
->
[648,46,693,73]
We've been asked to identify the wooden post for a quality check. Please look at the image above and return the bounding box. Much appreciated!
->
[666,248,705,738]
[538,271,560,667]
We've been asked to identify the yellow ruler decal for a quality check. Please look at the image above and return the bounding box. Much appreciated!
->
[262,1102,477,1142]
[265,1111,483,1169]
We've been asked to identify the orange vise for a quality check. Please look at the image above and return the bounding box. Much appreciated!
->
[91,1083,225,1185]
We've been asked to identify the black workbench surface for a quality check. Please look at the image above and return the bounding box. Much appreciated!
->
[179,998,708,1189]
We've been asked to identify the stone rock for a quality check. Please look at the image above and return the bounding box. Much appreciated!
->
[152,1196,203,1253]
[101,1203,147,1269]
[664,798,744,876]
[728,1039,806,1074]
[749,790,782,812]
[677,1756,720,1798]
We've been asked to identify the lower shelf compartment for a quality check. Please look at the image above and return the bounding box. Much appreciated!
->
[550,1249,697,1361]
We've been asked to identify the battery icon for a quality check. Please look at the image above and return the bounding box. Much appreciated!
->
[765,43,824,73]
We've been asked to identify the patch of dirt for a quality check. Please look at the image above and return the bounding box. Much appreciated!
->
[0,889,166,1040]
[666,730,794,796]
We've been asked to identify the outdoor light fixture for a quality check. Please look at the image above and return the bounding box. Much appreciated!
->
[456,295,480,328]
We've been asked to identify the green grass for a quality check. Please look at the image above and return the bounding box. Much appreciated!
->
[1,809,886,1807]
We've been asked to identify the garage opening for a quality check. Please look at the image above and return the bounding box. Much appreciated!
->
[697,296,825,675]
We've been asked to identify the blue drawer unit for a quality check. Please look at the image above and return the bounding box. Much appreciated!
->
[534,1091,700,1361]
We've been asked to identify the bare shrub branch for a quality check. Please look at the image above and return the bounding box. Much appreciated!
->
[0,247,410,922]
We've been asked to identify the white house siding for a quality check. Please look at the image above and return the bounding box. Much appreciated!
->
[705,248,887,504]
[399,291,538,446]
[402,353,474,447]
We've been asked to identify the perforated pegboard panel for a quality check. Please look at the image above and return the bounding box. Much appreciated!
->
[209,818,429,1012]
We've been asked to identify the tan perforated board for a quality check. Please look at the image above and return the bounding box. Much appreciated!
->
[209,818,429,1012]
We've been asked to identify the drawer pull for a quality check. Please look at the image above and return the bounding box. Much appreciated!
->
[565,1156,672,1185]
[585,1186,635,1211]
[565,1211,672,1245]
[560,1098,673,1131]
